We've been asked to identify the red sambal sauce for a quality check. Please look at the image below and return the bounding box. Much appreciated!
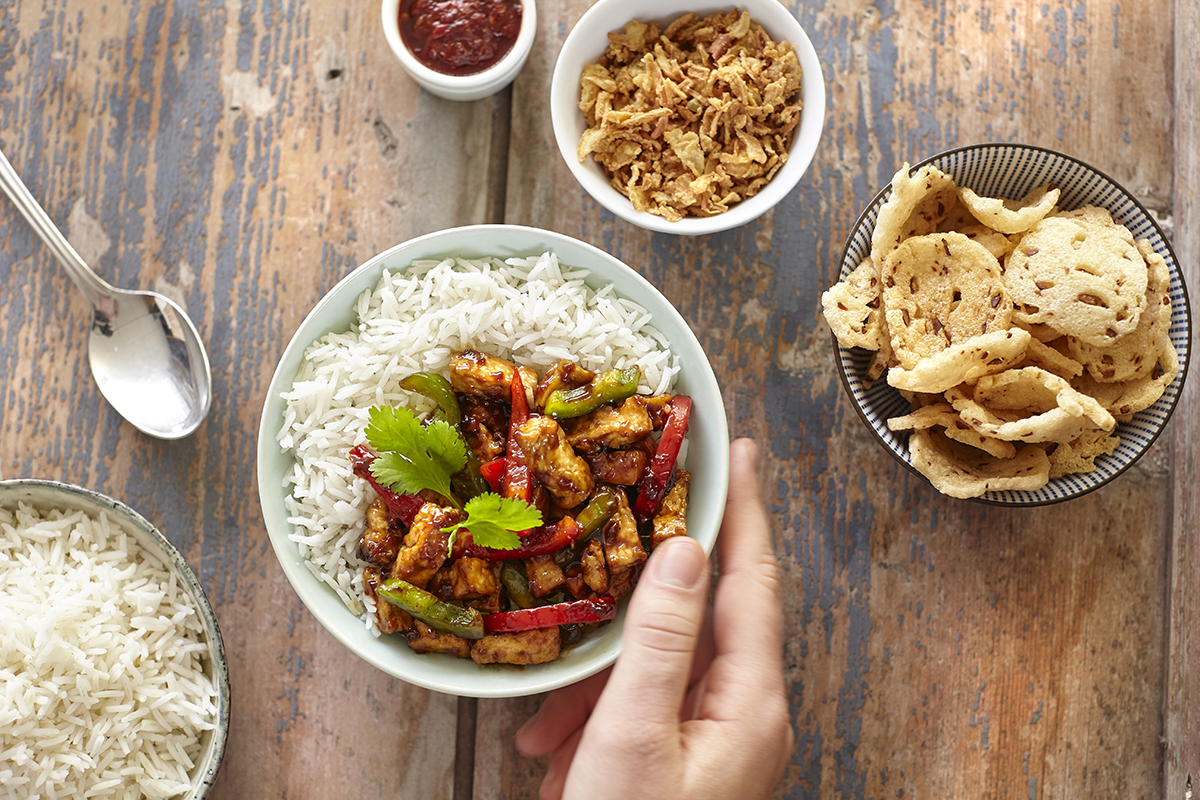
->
[399,0,523,76]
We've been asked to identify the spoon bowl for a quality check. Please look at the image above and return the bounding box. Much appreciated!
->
[0,147,212,439]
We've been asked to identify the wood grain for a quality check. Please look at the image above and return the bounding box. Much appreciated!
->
[494,1,1181,798]
[1166,0,1199,796]
[0,0,1192,798]
[0,0,498,797]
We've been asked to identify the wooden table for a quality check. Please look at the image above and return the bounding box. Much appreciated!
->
[2,1,1196,797]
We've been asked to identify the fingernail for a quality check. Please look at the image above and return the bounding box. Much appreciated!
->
[647,538,705,589]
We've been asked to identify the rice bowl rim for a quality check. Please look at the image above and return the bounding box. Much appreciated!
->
[0,478,231,800]
[831,142,1192,506]
[257,224,729,698]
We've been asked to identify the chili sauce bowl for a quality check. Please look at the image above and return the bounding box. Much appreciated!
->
[550,0,826,235]
[257,224,729,697]
[382,0,537,102]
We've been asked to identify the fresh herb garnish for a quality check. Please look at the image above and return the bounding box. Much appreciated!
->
[364,404,542,550]
[442,494,542,552]
[365,405,466,503]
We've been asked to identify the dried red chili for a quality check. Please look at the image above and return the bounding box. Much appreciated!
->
[399,0,522,77]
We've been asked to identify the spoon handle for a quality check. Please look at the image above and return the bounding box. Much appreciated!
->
[0,146,113,304]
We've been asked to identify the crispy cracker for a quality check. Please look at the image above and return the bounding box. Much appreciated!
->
[871,163,958,262]
[959,183,1060,235]
[908,428,1051,499]
[1066,240,1172,382]
[1045,430,1120,479]
[1006,215,1149,346]
[882,232,1012,369]
[887,328,1032,394]
[947,367,1115,443]
[821,256,885,350]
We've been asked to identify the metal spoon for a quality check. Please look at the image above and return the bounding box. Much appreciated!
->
[0,147,212,439]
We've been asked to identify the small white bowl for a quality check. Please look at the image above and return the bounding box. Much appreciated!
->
[550,0,825,235]
[258,224,729,698]
[0,479,231,799]
[382,0,537,101]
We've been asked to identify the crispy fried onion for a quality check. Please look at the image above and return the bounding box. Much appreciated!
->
[578,11,803,221]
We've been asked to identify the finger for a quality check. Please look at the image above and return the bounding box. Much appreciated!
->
[516,668,610,757]
[590,534,709,733]
[537,726,585,800]
[711,438,786,688]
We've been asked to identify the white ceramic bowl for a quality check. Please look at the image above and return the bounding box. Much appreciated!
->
[550,0,825,235]
[258,224,729,697]
[833,143,1192,505]
[0,479,230,799]
[382,0,537,101]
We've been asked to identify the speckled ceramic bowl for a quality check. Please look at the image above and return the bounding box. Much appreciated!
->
[833,143,1192,505]
[0,479,230,799]
[257,224,728,698]
[550,0,825,235]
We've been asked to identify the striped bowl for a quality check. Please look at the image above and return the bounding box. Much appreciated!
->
[833,143,1192,505]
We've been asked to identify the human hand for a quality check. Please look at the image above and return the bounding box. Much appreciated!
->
[515,438,792,800]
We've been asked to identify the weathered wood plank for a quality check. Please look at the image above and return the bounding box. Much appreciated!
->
[1165,0,1199,795]
[0,0,505,797]
[488,1,1179,798]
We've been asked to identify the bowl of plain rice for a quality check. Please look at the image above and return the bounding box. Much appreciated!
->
[0,480,229,800]
[257,224,728,698]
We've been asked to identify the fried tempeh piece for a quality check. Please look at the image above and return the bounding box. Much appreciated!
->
[564,397,654,453]
[459,394,509,462]
[580,538,609,594]
[363,566,411,634]
[405,620,471,658]
[451,557,500,599]
[389,503,461,590]
[358,498,405,569]
[525,553,566,597]
[513,416,594,508]
[650,469,690,547]
[602,490,647,575]
[450,349,537,406]
[583,448,648,485]
[470,627,561,665]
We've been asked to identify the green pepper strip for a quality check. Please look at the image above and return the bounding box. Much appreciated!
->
[376,578,485,639]
[500,561,538,609]
[554,488,619,569]
[576,487,620,537]
[543,367,640,419]
[400,372,460,425]
[400,372,489,500]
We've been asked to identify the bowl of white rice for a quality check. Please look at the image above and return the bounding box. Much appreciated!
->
[257,224,729,697]
[0,480,229,800]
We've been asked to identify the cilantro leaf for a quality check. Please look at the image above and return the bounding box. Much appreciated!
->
[365,405,466,506]
[443,494,543,551]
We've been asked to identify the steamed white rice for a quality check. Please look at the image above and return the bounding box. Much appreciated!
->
[0,503,217,800]
[278,252,679,625]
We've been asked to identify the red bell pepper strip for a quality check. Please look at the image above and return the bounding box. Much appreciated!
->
[632,395,692,523]
[479,457,505,492]
[503,370,532,503]
[455,516,582,561]
[349,444,424,526]
[483,595,617,634]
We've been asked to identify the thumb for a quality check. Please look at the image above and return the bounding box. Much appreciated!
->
[593,536,709,729]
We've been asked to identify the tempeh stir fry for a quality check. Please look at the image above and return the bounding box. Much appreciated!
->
[351,349,692,666]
